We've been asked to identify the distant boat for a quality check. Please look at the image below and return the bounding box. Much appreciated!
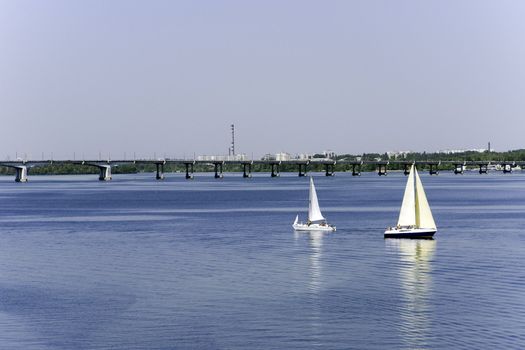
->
[385,164,436,239]
[293,177,336,232]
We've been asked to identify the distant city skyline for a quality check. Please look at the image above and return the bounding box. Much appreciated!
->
[1,1,524,159]
[2,142,500,162]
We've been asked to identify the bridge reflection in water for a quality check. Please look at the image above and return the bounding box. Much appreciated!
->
[385,239,436,349]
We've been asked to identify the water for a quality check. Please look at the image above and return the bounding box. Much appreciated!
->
[0,171,524,349]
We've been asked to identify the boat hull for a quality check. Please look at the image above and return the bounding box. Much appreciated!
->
[293,223,336,232]
[384,227,436,239]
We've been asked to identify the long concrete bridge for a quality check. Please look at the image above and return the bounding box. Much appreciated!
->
[0,159,523,182]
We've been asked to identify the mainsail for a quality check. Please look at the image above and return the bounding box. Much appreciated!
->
[397,165,436,229]
[308,177,326,222]
[397,165,416,227]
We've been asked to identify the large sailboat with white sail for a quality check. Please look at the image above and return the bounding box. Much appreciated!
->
[385,164,437,238]
[293,177,336,232]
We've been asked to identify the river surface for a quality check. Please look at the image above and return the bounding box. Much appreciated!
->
[0,171,524,349]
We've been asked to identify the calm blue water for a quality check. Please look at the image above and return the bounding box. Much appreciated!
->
[0,171,524,349]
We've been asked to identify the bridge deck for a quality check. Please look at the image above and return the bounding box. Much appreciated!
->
[1,159,524,167]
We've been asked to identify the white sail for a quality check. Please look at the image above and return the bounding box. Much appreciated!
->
[414,168,436,229]
[293,215,299,225]
[397,164,416,227]
[308,177,326,222]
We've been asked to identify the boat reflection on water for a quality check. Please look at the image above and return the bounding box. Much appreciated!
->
[294,229,325,343]
[293,230,325,295]
[385,239,436,348]
[307,230,324,295]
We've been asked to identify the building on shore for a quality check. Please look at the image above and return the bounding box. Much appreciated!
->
[261,152,292,161]
[323,150,336,159]
[438,148,488,154]
[197,154,247,161]
[387,151,411,159]
[262,151,336,161]
[296,153,312,160]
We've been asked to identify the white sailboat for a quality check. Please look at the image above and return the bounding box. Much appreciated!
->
[385,164,437,238]
[293,177,336,232]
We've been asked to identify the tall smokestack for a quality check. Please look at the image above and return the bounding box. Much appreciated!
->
[231,124,235,156]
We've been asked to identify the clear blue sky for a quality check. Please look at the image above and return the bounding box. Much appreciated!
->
[1,0,524,159]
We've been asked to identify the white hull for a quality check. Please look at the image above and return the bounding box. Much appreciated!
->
[293,223,336,232]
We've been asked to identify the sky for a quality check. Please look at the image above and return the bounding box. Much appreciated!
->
[1,0,524,160]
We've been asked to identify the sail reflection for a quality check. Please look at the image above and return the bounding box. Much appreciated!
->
[386,239,436,348]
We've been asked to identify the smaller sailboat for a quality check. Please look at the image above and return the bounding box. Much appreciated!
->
[385,164,437,239]
[293,177,336,232]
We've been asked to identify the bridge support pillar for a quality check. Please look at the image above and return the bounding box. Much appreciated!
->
[14,166,28,182]
[429,164,439,175]
[502,163,513,174]
[98,165,112,181]
[454,163,465,175]
[298,163,307,177]
[185,163,194,179]
[271,163,280,177]
[403,164,410,176]
[155,163,165,180]
[243,163,252,178]
[352,164,361,176]
[325,164,335,176]
[214,162,224,179]
[479,164,488,174]
[377,164,388,176]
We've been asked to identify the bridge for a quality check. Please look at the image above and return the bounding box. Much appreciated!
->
[0,159,523,182]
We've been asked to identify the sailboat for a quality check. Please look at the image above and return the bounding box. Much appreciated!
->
[293,177,336,232]
[385,164,437,238]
